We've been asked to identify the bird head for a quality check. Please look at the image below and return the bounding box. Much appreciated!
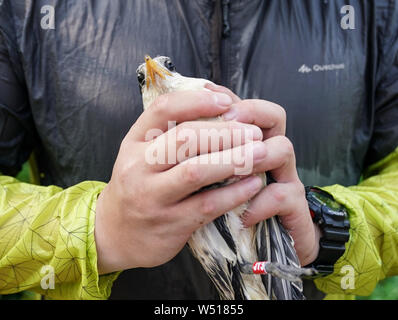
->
[136,56,177,102]
[136,55,211,110]
[136,55,179,109]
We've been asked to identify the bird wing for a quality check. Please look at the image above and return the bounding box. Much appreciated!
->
[188,216,239,300]
[256,216,306,300]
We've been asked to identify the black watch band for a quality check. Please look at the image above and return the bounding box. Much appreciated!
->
[304,187,350,277]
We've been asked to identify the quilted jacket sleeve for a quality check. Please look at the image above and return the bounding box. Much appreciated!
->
[315,147,398,297]
[0,176,119,299]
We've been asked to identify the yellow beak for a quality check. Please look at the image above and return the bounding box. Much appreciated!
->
[145,55,172,88]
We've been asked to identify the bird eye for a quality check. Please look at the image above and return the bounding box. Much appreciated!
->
[137,72,145,87]
[164,59,176,72]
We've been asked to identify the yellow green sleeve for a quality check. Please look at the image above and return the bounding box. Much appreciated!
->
[0,176,119,299]
[315,147,398,297]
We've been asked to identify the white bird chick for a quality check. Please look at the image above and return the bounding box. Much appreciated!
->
[136,56,310,300]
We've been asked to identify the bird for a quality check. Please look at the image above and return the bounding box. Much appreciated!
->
[136,55,315,300]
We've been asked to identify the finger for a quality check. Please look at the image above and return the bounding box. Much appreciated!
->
[222,99,286,139]
[204,83,241,103]
[146,120,263,171]
[254,136,299,183]
[156,141,268,202]
[242,182,304,227]
[129,90,234,141]
[178,175,264,229]
[242,181,315,266]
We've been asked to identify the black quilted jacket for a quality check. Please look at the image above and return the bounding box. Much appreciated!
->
[0,0,397,299]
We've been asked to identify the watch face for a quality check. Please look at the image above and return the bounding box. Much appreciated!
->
[312,189,343,211]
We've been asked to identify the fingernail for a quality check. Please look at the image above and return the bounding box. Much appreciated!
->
[205,82,221,91]
[222,106,238,120]
[213,92,233,107]
[247,125,263,141]
[241,211,250,228]
[245,176,263,194]
[252,142,267,162]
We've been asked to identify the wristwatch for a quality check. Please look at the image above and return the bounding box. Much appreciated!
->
[304,186,350,277]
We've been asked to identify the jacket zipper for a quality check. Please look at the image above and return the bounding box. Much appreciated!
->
[221,0,231,37]
[210,0,231,85]
[210,0,222,84]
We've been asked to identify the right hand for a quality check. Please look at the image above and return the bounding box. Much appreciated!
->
[95,90,268,274]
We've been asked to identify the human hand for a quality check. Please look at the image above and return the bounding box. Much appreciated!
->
[205,84,321,266]
[95,90,270,274]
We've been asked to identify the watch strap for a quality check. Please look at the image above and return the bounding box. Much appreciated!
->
[305,187,350,277]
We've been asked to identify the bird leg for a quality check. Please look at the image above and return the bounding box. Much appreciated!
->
[240,261,318,283]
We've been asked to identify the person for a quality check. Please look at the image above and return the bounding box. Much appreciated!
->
[0,0,397,300]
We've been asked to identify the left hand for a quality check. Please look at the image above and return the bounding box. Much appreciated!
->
[205,83,321,266]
